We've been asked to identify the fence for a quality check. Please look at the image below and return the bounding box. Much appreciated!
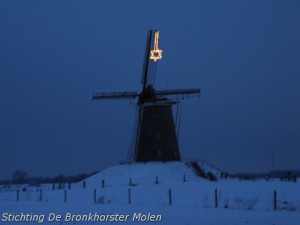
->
[1,178,299,212]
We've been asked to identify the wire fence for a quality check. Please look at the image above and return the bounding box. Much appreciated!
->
[1,179,299,212]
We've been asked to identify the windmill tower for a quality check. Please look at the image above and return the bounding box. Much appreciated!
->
[93,30,200,162]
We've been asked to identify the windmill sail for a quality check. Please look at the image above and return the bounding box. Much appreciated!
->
[92,29,200,163]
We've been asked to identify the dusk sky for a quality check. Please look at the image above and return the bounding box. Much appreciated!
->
[0,0,300,179]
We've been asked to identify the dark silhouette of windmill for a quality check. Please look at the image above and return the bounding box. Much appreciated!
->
[92,30,200,162]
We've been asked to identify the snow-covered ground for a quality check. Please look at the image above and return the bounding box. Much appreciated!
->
[1,162,300,225]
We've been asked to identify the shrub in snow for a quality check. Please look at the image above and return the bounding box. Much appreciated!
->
[97,196,105,204]
[223,198,229,208]
[202,195,211,208]
[245,198,258,210]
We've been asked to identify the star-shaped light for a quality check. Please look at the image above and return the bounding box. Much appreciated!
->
[150,31,163,62]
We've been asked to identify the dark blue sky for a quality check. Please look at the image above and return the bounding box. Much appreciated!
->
[1,0,300,179]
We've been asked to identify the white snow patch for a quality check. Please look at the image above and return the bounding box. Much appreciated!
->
[1,162,299,225]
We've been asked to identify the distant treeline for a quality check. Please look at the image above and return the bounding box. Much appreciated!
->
[0,170,99,185]
[230,170,300,180]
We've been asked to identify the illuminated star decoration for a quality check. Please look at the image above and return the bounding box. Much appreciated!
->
[150,31,163,62]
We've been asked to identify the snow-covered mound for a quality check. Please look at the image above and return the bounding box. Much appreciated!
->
[83,161,202,187]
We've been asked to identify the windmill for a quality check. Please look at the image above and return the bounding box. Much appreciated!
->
[92,30,200,162]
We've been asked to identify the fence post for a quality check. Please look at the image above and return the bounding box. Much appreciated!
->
[83,181,86,189]
[215,189,218,208]
[183,174,186,182]
[39,189,43,201]
[68,183,71,189]
[128,188,131,204]
[273,190,277,210]
[52,184,55,191]
[168,189,172,205]
[102,179,105,188]
[16,189,19,201]
[94,189,97,203]
[64,190,67,203]
[155,176,159,184]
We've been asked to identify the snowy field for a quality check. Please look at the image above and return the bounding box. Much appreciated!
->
[1,162,300,225]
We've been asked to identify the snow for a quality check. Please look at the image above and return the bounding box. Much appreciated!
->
[1,162,300,224]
